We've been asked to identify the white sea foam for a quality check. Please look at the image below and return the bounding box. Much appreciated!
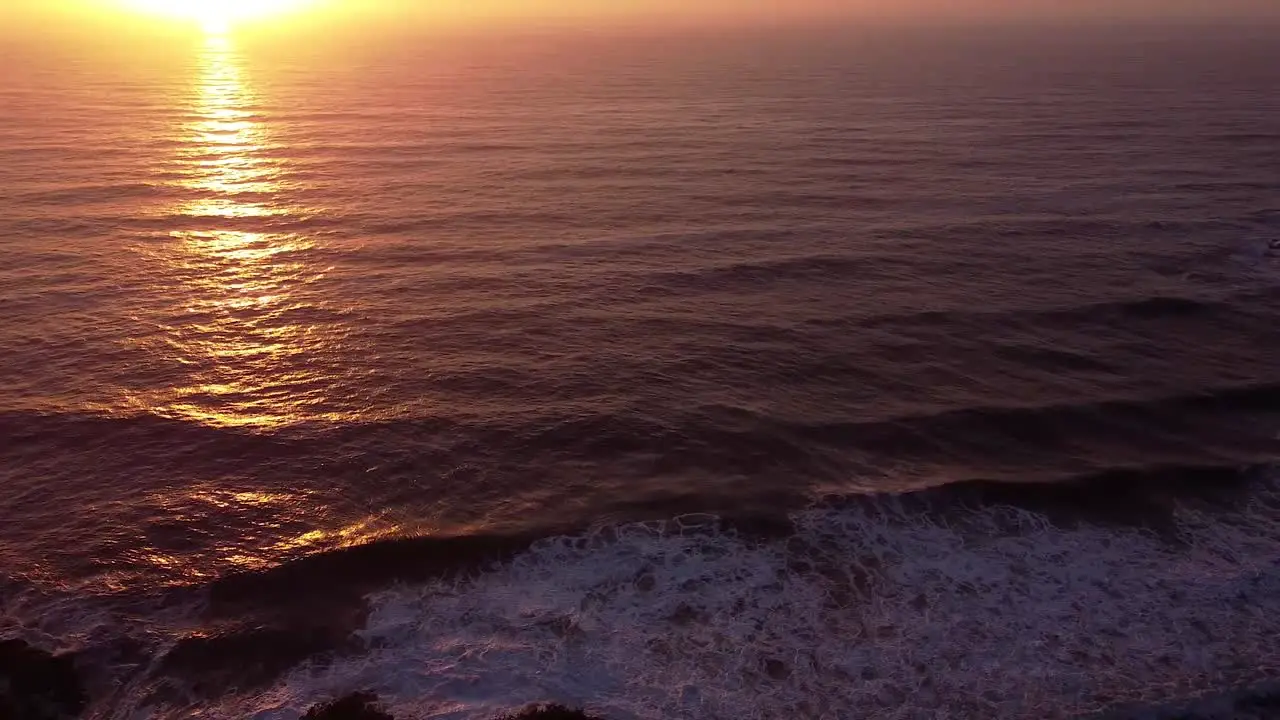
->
[143,472,1280,720]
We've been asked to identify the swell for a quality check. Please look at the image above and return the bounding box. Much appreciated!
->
[204,528,573,618]
[47,462,1280,719]
[848,291,1280,329]
[6,390,1273,604]
[4,378,1277,498]
[204,462,1274,616]
[785,381,1280,470]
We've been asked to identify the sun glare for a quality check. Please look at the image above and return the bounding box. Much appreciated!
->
[121,0,316,33]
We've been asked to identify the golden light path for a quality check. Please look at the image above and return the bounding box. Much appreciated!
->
[115,35,395,581]
[134,33,335,431]
[119,0,318,33]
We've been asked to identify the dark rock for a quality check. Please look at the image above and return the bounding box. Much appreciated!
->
[302,692,395,720]
[1085,681,1280,719]
[495,705,605,720]
[0,639,87,720]
[667,603,701,625]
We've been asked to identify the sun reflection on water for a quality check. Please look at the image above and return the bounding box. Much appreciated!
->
[180,35,291,218]
[127,35,352,431]
[109,486,398,587]
[109,36,391,583]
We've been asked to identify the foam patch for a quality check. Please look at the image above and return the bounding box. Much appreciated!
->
[148,473,1280,720]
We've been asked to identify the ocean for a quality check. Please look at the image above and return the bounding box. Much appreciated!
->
[1,20,1278,719]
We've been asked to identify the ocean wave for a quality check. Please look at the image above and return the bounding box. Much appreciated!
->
[192,463,1272,612]
[70,466,1278,719]
[4,451,1278,718]
[6,374,1276,454]
[2,372,1275,594]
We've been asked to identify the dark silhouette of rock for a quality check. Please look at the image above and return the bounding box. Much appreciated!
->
[302,692,394,720]
[496,704,605,720]
[1089,681,1280,719]
[0,639,87,720]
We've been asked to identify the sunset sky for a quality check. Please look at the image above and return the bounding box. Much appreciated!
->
[6,0,1280,33]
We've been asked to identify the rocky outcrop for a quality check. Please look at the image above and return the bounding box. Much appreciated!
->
[302,692,394,720]
[0,639,87,720]
[1089,681,1280,720]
